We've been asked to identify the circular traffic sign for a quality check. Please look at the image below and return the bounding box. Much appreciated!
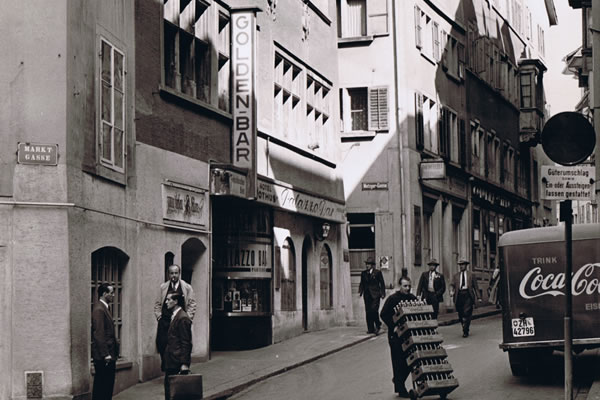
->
[541,112,596,166]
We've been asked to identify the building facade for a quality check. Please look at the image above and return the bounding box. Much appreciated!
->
[337,0,557,318]
[0,0,352,399]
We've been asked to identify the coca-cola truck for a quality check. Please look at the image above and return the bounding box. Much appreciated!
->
[498,223,600,376]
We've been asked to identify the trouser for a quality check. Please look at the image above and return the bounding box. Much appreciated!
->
[389,337,410,393]
[157,317,171,370]
[92,360,116,400]
[164,368,180,400]
[456,291,474,333]
[364,295,382,332]
[423,291,440,320]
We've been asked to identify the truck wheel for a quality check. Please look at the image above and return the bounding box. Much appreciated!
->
[508,348,551,377]
[508,350,528,376]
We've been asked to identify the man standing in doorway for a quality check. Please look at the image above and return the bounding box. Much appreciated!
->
[91,283,119,400]
[451,259,481,337]
[154,264,197,371]
[358,257,386,334]
[416,258,446,320]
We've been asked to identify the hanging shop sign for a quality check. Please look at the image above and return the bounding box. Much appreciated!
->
[256,179,345,223]
[541,165,595,201]
[362,182,389,191]
[17,143,58,166]
[231,8,259,198]
[210,168,247,198]
[213,242,272,279]
[161,182,208,228]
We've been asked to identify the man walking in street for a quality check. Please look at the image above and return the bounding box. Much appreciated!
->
[91,283,119,400]
[451,259,481,337]
[154,264,196,371]
[358,257,386,334]
[416,258,446,320]
[163,292,193,400]
[380,276,417,398]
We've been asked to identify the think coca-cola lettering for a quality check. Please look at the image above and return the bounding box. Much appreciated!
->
[519,263,600,299]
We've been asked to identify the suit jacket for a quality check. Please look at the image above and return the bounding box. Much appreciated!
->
[154,279,197,320]
[164,309,193,370]
[416,270,446,302]
[451,270,480,304]
[91,302,119,361]
[358,268,386,299]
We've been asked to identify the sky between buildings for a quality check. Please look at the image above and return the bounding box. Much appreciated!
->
[545,2,583,116]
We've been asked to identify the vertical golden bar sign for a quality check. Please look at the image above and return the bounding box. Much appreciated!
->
[231,9,258,199]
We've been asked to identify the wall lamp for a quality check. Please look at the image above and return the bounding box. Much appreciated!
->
[316,222,331,241]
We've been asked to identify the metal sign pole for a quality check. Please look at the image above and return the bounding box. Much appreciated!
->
[561,200,573,400]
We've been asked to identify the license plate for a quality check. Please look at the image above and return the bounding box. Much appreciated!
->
[512,317,535,337]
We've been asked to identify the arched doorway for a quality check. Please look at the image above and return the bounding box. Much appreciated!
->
[181,238,205,285]
[301,236,312,331]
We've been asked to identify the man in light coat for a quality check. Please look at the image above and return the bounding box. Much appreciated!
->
[154,264,196,370]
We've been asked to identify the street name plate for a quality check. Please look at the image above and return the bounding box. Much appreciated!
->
[541,165,595,200]
[17,143,58,165]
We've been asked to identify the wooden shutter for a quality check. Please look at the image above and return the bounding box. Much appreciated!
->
[368,0,388,36]
[414,5,422,49]
[459,118,466,167]
[441,30,448,69]
[368,87,388,131]
[415,92,424,149]
[458,42,465,79]
[438,108,449,159]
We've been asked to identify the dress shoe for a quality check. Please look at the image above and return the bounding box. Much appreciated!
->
[463,332,469,337]
[396,388,411,398]
[375,326,381,335]
[367,329,375,334]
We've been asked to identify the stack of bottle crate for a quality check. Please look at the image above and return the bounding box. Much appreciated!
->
[392,300,459,399]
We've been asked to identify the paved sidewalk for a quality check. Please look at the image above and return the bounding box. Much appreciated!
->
[114,305,501,400]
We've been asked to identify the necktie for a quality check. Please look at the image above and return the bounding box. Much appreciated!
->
[461,272,466,289]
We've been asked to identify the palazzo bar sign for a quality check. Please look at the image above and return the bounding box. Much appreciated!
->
[162,182,208,228]
[257,180,345,223]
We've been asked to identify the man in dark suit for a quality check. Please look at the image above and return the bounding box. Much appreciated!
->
[91,283,119,400]
[450,259,481,337]
[416,258,446,320]
[358,257,386,334]
[163,292,193,400]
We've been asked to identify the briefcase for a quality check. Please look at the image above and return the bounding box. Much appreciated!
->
[168,373,203,400]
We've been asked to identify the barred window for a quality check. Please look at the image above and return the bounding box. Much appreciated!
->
[91,247,128,355]
[280,239,297,311]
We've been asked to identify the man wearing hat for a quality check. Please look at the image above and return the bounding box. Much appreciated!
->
[451,258,481,337]
[359,257,386,334]
[416,258,446,319]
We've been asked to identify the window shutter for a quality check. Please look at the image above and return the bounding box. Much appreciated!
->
[368,87,388,131]
[459,118,466,167]
[367,0,388,36]
[458,42,465,79]
[441,30,448,69]
[438,108,449,159]
[415,92,424,149]
[414,6,422,49]
[433,23,440,61]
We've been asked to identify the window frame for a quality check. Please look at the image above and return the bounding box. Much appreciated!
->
[280,238,297,311]
[320,244,333,310]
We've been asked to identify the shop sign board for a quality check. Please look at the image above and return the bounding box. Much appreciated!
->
[541,165,595,200]
[420,161,445,180]
[162,182,208,228]
[213,242,272,279]
[231,9,258,198]
[256,180,345,223]
[210,168,247,198]
[17,143,58,165]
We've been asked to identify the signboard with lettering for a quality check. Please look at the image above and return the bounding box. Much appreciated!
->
[420,161,446,180]
[231,9,258,198]
[161,182,208,228]
[17,143,58,165]
[213,242,272,278]
[256,180,345,223]
[362,182,389,191]
[210,168,247,198]
[541,165,595,200]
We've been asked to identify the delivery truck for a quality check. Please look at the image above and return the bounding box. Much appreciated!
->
[498,223,600,376]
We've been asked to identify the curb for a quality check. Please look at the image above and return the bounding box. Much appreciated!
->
[203,334,375,400]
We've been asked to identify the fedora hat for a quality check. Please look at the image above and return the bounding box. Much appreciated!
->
[427,258,439,266]
[365,257,376,265]
[457,258,470,265]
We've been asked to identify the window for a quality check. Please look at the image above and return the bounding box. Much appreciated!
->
[472,208,480,269]
[307,74,332,151]
[348,213,375,274]
[537,25,545,57]
[163,0,230,111]
[91,247,128,357]
[320,245,333,309]
[486,132,494,179]
[416,94,438,153]
[280,239,296,311]
[337,0,388,39]
[441,33,465,81]
[415,7,437,62]
[478,128,486,176]
[274,53,302,141]
[99,38,125,172]
[340,87,388,134]
[494,138,501,183]
[439,106,456,160]
[520,72,532,108]
[470,121,479,169]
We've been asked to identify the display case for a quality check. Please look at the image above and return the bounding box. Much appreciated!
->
[212,278,270,316]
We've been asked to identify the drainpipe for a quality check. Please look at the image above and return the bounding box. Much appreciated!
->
[391,0,408,283]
